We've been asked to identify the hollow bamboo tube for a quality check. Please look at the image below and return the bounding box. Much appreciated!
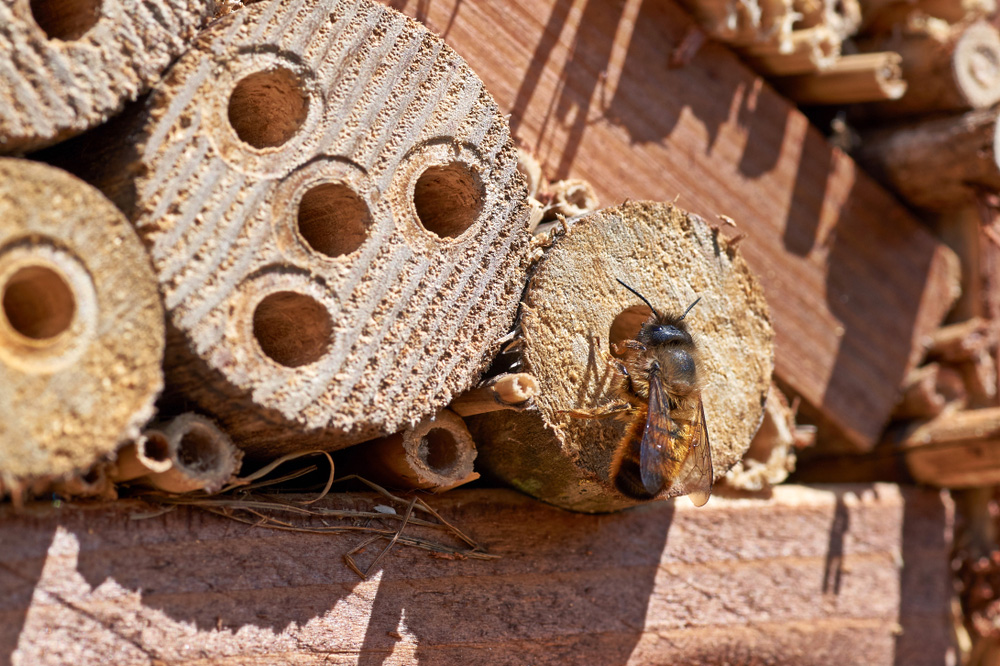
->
[0,158,164,499]
[794,0,862,40]
[58,0,531,459]
[740,27,842,75]
[774,52,907,104]
[450,373,539,417]
[108,432,173,483]
[140,413,242,494]
[467,202,773,513]
[340,409,478,492]
[0,0,216,153]
[857,107,1000,210]
[859,19,1000,116]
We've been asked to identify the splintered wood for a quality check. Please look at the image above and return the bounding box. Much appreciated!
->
[0,485,953,666]
[0,0,218,153]
[65,0,530,458]
[0,159,164,495]
[469,202,773,512]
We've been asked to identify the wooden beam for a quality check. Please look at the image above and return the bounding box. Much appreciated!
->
[0,485,953,664]
[381,0,959,451]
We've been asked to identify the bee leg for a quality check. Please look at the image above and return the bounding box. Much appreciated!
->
[560,401,633,420]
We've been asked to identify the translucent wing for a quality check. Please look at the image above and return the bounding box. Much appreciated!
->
[665,396,714,507]
[638,368,677,496]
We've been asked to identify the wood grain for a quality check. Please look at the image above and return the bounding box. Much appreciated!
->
[381,0,960,452]
[0,484,953,665]
[0,0,217,153]
[0,159,163,496]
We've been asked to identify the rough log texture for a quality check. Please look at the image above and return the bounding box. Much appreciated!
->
[859,19,1000,116]
[0,0,218,153]
[859,107,1000,211]
[382,0,959,453]
[469,202,773,512]
[55,0,530,458]
[0,159,163,495]
[0,484,953,665]
[898,407,1000,487]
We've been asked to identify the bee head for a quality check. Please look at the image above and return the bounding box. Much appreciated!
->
[642,322,692,346]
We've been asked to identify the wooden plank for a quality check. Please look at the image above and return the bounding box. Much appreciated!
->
[0,485,952,665]
[380,0,959,450]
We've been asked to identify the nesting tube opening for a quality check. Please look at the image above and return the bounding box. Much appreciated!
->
[228,67,309,149]
[1,264,75,342]
[297,182,373,257]
[252,291,332,368]
[29,0,102,41]
[608,304,653,355]
[413,162,484,238]
[422,427,461,475]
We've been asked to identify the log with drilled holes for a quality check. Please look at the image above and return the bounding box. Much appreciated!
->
[54,0,530,458]
[0,158,164,500]
[469,202,773,512]
[0,0,219,154]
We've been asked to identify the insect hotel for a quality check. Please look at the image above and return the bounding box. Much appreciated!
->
[0,0,996,663]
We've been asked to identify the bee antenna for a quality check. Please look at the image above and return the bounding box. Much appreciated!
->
[615,278,661,319]
[679,297,701,320]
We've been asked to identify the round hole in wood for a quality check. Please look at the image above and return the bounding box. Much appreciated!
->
[298,182,372,257]
[2,265,76,341]
[609,304,653,356]
[228,68,308,149]
[413,162,484,238]
[176,427,221,474]
[423,428,459,473]
[252,291,332,367]
[30,0,101,40]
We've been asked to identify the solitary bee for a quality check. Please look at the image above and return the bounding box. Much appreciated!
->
[570,279,713,506]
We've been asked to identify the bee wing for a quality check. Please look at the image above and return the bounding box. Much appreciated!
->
[665,396,714,507]
[638,369,676,496]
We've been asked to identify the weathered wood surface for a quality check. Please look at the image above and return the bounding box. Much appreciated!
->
[470,202,773,512]
[53,0,531,458]
[382,0,959,452]
[0,0,217,153]
[0,484,953,665]
[0,159,163,495]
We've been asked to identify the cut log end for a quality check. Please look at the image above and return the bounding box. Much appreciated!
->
[469,201,774,512]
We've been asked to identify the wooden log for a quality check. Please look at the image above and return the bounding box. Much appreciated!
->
[0,0,217,153]
[858,107,1000,210]
[925,317,995,362]
[893,362,967,419]
[468,201,773,512]
[898,407,1000,487]
[385,0,960,453]
[774,52,908,104]
[0,158,163,499]
[740,26,842,75]
[0,484,953,665]
[337,409,478,492]
[859,19,1000,116]
[53,0,530,458]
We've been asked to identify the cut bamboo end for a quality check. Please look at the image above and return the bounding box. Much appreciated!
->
[0,0,216,153]
[0,158,164,495]
[71,0,530,458]
[794,0,862,41]
[740,27,842,75]
[140,414,242,494]
[858,107,1000,210]
[340,409,478,492]
[108,432,173,483]
[51,464,116,500]
[467,201,774,513]
[898,408,1000,487]
[675,0,763,44]
[547,179,600,219]
[775,52,907,104]
[450,372,540,416]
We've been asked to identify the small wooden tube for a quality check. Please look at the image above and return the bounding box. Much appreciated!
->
[0,0,215,153]
[140,413,243,494]
[0,159,164,497]
[68,0,531,459]
[775,52,908,104]
[858,107,1000,210]
[467,202,774,513]
[109,432,173,483]
[450,373,539,417]
[340,409,478,492]
[740,27,842,75]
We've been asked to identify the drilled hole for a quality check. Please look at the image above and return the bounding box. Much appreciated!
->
[228,68,308,149]
[298,182,372,257]
[608,304,652,356]
[2,265,76,340]
[423,428,459,473]
[413,162,484,238]
[176,427,221,473]
[253,291,332,367]
[30,0,101,40]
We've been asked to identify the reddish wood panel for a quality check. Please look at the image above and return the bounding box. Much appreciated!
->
[380,0,958,449]
[0,486,952,665]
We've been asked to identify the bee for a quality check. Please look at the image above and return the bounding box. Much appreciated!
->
[570,279,713,506]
